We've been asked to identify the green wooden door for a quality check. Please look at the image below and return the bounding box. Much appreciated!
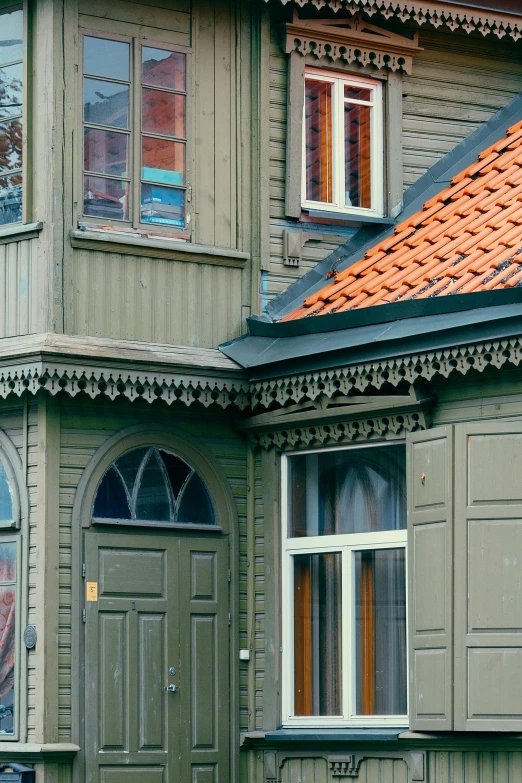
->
[84,530,229,783]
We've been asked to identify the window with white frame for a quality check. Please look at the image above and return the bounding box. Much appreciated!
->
[282,443,407,726]
[302,69,383,218]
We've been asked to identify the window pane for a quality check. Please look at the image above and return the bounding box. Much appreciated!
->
[84,36,130,82]
[305,78,332,203]
[0,543,16,582]
[142,136,185,185]
[140,183,184,227]
[0,63,22,120]
[345,102,372,209]
[84,175,129,221]
[0,583,15,734]
[0,464,13,523]
[135,450,171,522]
[114,447,149,500]
[0,10,22,67]
[84,128,128,177]
[84,78,129,129]
[288,446,406,537]
[355,548,406,716]
[177,473,215,526]
[344,85,372,103]
[160,450,192,502]
[0,119,22,174]
[142,88,185,138]
[93,466,131,519]
[0,173,21,225]
[294,552,341,716]
[142,47,185,91]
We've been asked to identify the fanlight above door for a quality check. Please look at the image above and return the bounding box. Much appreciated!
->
[92,446,216,527]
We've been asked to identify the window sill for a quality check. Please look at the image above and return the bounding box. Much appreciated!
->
[241,728,404,747]
[0,742,80,760]
[0,221,43,244]
[70,229,249,268]
[303,209,395,227]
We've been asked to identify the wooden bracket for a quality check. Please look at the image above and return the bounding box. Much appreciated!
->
[328,751,426,779]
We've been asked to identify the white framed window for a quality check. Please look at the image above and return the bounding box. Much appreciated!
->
[301,68,383,219]
[281,442,407,728]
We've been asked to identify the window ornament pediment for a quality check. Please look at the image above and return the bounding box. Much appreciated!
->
[284,11,422,73]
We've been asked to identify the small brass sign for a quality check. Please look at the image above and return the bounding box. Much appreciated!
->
[86,581,98,602]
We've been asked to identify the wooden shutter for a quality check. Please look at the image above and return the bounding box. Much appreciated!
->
[407,426,454,731]
[454,420,522,730]
[285,51,305,219]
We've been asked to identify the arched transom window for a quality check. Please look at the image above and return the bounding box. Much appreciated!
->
[93,446,216,527]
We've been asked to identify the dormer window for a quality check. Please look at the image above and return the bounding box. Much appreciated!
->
[302,69,383,219]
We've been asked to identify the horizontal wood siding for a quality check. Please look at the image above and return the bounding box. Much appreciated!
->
[57,395,246,740]
[0,239,40,337]
[403,30,522,189]
[68,249,243,347]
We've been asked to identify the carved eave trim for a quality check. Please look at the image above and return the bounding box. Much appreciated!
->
[285,12,422,72]
[250,335,522,411]
[0,358,249,410]
[269,0,522,42]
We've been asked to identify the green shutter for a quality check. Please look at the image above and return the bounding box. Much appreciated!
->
[455,420,522,730]
[407,426,454,731]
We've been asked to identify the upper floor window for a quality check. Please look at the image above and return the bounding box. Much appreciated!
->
[0,7,23,227]
[82,33,188,230]
[93,446,215,528]
[282,443,407,727]
[302,69,383,218]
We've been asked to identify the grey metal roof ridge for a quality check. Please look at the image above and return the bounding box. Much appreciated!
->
[265,92,522,323]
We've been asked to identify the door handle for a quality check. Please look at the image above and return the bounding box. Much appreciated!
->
[164,684,178,693]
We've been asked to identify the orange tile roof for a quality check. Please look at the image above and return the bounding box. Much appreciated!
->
[284,118,522,321]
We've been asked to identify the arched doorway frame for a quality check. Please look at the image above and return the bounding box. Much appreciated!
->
[70,424,240,783]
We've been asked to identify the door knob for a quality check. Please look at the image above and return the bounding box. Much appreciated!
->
[164,684,178,693]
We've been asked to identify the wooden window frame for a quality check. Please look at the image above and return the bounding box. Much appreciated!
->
[281,443,408,728]
[0,534,21,740]
[78,28,192,236]
[286,52,403,222]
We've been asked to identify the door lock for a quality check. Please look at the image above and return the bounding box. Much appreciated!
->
[164,684,178,693]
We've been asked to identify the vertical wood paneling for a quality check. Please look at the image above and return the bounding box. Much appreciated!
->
[69,249,243,347]
[0,239,40,337]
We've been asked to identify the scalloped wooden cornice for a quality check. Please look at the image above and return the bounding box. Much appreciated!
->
[285,11,422,72]
[269,0,522,42]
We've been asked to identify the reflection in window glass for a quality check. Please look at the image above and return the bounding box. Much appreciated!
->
[0,463,13,522]
[83,79,129,129]
[140,184,184,227]
[0,541,16,735]
[142,47,185,90]
[305,78,332,203]
[83,36,130,82]
[83,175,129,221]
[0,10,23,226]
[293,552,341,716]
[84,128,128,177]
[93,446,216,527]
[142,89,185,138]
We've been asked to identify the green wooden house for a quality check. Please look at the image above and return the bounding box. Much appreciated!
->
[0,0,519,782]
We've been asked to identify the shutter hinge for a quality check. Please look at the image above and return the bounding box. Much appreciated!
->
[228,569,231,582]
[82,608,86,623]
[82,563,86,578]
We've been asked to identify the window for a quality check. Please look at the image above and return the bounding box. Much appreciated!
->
[0,539,17,736]
[282,444,407,727]
[82,33,188,230]
[93,446,215,528]
[0,6,23,226]
[302,69,383,219]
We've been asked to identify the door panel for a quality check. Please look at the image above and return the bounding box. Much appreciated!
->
[84,531,229,783]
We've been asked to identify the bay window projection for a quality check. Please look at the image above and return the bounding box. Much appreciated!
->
[0,8,23,226]
[283,444,407,725]
[303,70,383,218]
[83,35,187,228]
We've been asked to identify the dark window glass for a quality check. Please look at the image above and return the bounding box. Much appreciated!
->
[0,463,13,522]
[288,446,406,537]
[305,78,332,203]
[344,102,371,209]
[142,47,185,90]
[344,85,372,102]
[93,466,131,519]
[84,128,129,177]
[178,473,215,526]
[84,36,130,82]
[160,450,191,501]
[115,447,148,499]
[135,450,171,521]
[83,175,129,221]
[84,78,129,129]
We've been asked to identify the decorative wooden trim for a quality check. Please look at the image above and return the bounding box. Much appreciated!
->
[266,750,426,781]
[285,12,422,73]
[250,335,522,410]
[269,0,522,42]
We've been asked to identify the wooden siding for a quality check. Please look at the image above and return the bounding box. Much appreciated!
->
[57,395,247,741]
[267,20,522,305]
[0,239,41,338]
[68,248,243,347]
